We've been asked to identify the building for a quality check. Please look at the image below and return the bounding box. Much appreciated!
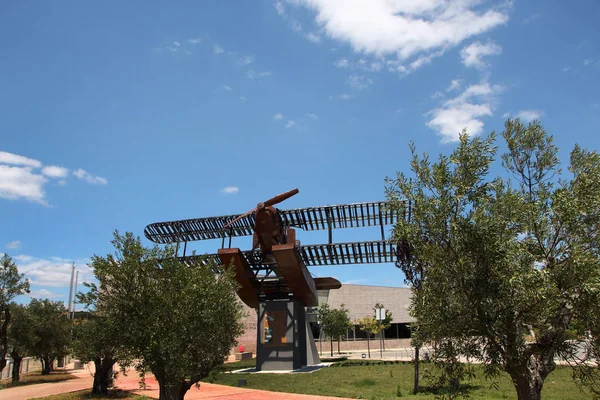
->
[234,284,414,354]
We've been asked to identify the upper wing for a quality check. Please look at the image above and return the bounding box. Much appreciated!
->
[144,201,401,244]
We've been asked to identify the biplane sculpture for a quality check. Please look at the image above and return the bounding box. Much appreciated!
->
[144,189,399,371]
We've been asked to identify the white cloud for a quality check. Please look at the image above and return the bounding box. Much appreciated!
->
[0,165,47,204]
[357,58,383,72]
[188,37,201,44]
[460,41,502,69]
[305,32,321,43]
[431,91,444,100]
[30,288,61,299]
[342,279,368,285]
[292,0,508,72]
[516,109,543,122]
[0,151,41,168]
[274,113,284,120]
[13,254,92,289]
[274,1,285,15]
[221,186,239,194]
[285,120,296,128]
[222,85,232,91]
[239,96,247,102]
[427,81,503,143]
[213,44,224,54]
[329,93,353,100]
[247,70,272,79]
[173,41,181,47]
[562,66,572,72]
[291,20,303,32]
[237,55,255,66]
[346,74,373,90]
[0,151,107,204]
[6,240,21,249]
[42,165,69,179]
[584,59,592,66]
[447,79,463,92]
[73,168,108,185]
[334,58,349,68]
[522,13,541,25]
[306,113,318,120]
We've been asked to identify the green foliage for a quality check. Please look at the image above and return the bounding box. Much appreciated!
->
[27,299,71,374]
[356,315,381,337]
[386,119,600,399]
[317,303,352,339]
[86,231,245,398]
[0,253,30,374]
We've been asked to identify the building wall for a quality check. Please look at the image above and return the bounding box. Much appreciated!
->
[231,284,414,356]
[327,284,414,323]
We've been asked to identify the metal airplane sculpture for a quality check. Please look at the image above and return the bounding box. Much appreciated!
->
[144,189,399,371]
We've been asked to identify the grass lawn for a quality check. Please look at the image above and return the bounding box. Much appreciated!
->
[0,371,77,390]
[31,389,149,400]
[205,359,595,400]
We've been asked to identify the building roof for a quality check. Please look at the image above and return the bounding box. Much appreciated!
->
[326,284,414,324]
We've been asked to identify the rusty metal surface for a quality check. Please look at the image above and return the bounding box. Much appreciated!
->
[144,201,400,244]
[178,240,395,270]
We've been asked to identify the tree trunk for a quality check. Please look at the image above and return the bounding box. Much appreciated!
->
[0,307,10,376]
[337,337,341,354]
[512,375,544,400]
[413,346,419,394]
[367,336,371,358]
[11,354,23,383]
[41,357,53,375]
[92,358,115,395]
[156,375,190,400]
[330,337,333,357]
[507,355,552,400]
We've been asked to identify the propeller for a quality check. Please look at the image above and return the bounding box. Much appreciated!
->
[223,188,299,229]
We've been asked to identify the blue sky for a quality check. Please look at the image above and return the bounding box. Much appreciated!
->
[1,0,599,306]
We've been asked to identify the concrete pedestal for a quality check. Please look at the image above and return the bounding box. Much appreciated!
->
[256,298,320,371]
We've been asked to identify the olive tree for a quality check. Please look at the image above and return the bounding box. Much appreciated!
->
[71,309,124,395]
[87,231,245,400]
[7,303,32,383]
[0,254,30,375]
[27,299,71,375]
[387,119,600,400]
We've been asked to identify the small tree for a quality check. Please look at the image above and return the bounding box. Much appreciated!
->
[7,303,33,383]
[387,120,600,399]
[318,303,352,356]
[356,316,381,358]
[0,254,30,375]
[373,303,393,350]
[27,299,71,375]
[88,231,245,400]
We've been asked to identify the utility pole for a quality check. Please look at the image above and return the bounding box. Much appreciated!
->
[71,271,79,320]
[67,262,75,318]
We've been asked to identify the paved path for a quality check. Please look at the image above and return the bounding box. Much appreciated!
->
[2,369,352,400]
[0,369,93,400]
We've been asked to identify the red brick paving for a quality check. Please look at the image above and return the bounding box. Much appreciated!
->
[115,375,352,400]
[1,369,352,400]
